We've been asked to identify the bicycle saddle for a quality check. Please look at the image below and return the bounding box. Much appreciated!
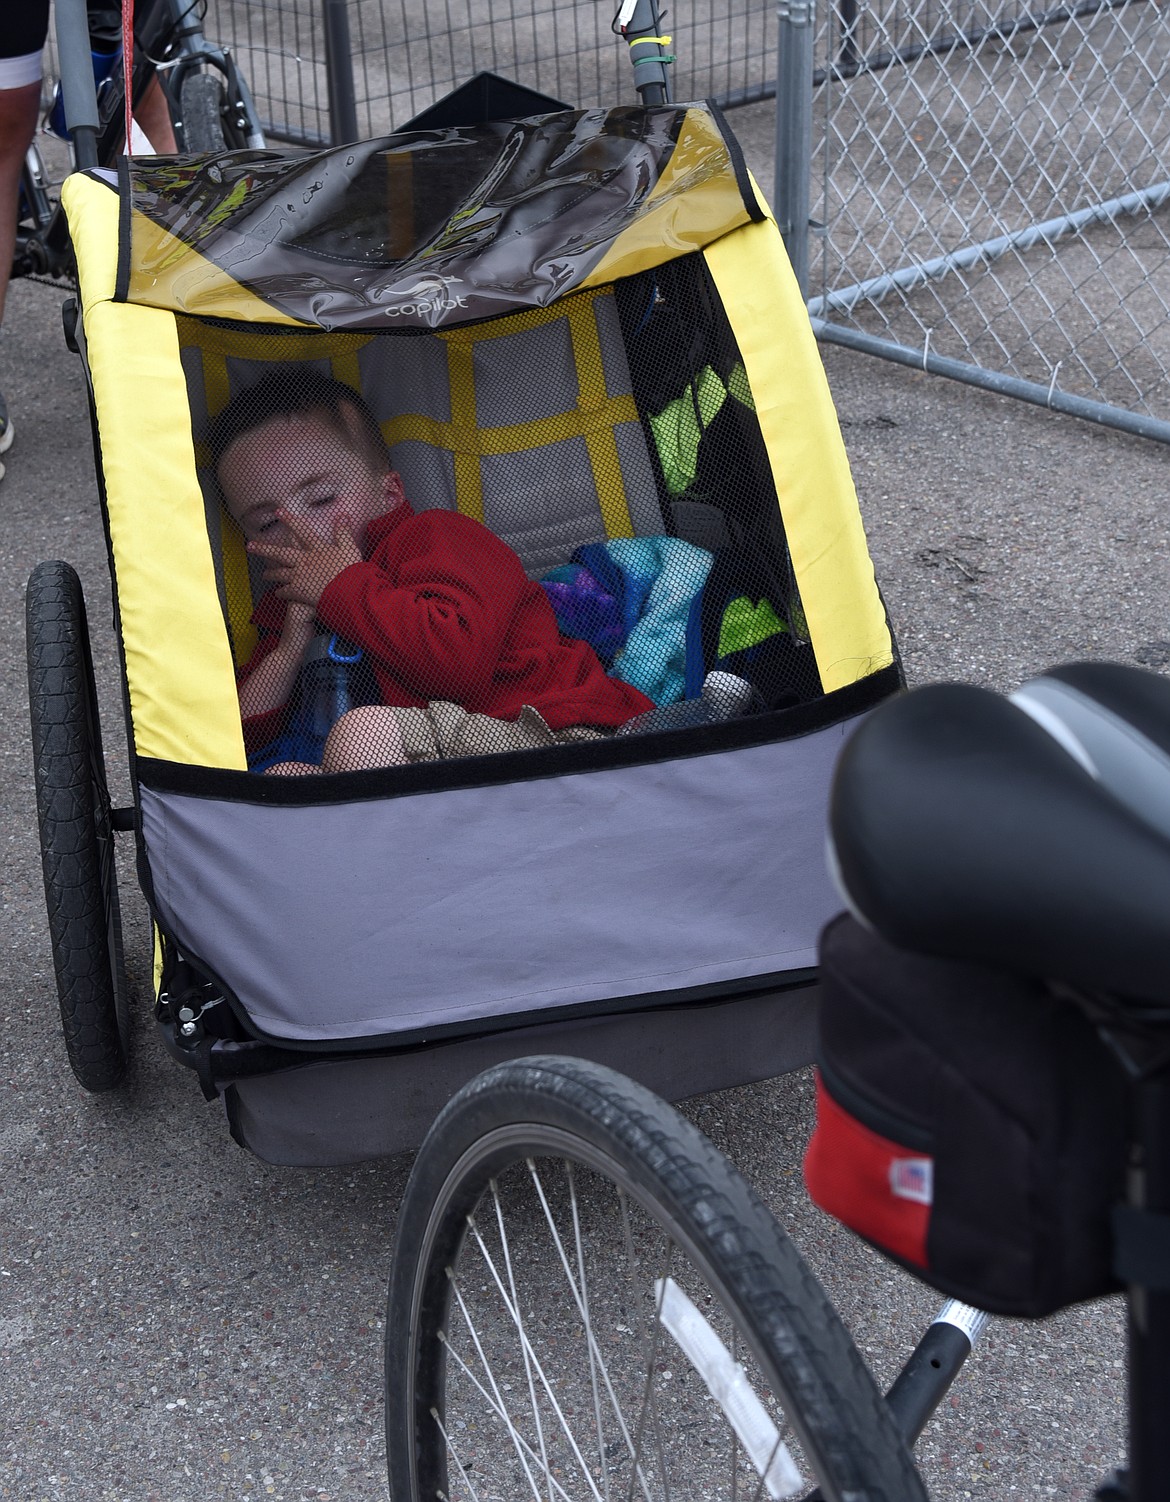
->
[829,679,1170,1005]
[1012,660,1170,842]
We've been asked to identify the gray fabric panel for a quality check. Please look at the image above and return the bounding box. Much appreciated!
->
[386,440,458,515]
[594,287,633,397]
[473,319,577,425]
[359,336,452,423]
[615,421,668,537]
[140,723,849,1044]
[225,982,819,1166]
[479,436,604,576]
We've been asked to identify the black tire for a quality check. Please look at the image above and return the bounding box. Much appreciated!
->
[387,1056,928,1502]
[179,71,228,153]
[26,561,129,1093]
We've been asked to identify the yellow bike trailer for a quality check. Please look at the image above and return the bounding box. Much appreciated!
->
[27,103,900,1164]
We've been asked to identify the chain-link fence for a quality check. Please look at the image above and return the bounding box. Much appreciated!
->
[209,0,1170,441]
[801,0,1170,440]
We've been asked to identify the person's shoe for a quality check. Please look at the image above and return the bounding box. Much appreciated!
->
[0,391,13,481]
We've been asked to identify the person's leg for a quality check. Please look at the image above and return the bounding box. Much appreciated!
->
[321,707,411,772]
[0,0,48,467]
[0,67,42,467]
[131,75,176,154]
[0,76,40,327]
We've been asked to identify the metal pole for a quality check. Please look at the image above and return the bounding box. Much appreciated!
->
[620,0,673,106]
[812,317,1170,445]
[808,178,1170,317]
[54,0,100,169]
[774,0,815,299]
[322,0,360,146]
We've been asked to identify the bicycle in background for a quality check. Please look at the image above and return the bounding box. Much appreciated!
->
[14,0,265,286]
[385,660,1170,1500]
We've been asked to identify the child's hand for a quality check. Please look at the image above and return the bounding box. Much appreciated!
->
[249,511,362,609]
[282,600,317,650]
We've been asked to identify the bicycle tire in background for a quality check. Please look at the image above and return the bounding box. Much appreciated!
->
[386,1055,928,1502]
[178,71,227,152]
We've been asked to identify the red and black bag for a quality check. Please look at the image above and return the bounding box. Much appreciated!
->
[804,912,1128,1317]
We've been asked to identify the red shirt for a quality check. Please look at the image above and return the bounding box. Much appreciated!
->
[239,502,654,752]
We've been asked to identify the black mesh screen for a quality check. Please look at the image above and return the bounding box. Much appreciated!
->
[189,255,825,778]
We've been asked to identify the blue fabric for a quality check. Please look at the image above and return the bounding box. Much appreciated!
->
[605,538,712,705]
[684,585,707,700]
[248,722,328,773]
[573,542,656,639]
[541,537,714,707]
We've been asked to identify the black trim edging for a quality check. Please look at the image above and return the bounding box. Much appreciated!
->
[707,97,767,223]
[136,663,902,805]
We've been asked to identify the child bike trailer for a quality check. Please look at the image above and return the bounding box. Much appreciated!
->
[29,103,901,1165]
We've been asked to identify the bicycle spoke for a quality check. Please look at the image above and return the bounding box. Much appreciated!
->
[621,1191,673,1502]
[565,1161,612,1502]
[446,1263,547,1502]
[430,1404,485,1502]
[438,1332,579,1502]
[463,1206,608,1501]
[653,1276,803,1501]
[524,1158,654,1499]
[490,1179,554,1501]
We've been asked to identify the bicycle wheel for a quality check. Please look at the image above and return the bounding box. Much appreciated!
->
[179,71,228,152]
[387,1056,928,1502]
[26,561,129,1093]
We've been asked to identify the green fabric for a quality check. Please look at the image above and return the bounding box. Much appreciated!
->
[648,364,727,494]
[718,596,788,656]
[726,360,755,412]
[648,361,757,496]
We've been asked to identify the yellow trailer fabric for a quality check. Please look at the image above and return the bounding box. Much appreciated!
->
[704,219,895,693]
[64,173,247,768]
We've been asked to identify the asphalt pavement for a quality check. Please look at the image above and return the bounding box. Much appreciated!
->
[3,104,1165,1500]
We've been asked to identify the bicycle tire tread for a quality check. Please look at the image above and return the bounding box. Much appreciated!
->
[26,561,128,1093]
[180,72,228,153]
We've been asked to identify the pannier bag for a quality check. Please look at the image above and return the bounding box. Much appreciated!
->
[804,912,1127,1317]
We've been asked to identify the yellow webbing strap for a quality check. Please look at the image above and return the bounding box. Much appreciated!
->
[703,220,894,693]
[383,291,638,538]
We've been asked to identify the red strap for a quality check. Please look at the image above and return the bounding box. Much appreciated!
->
[122,0,134,154]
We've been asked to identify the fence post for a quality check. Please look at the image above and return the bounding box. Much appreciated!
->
[322,0,360,144]
[774,0,815,299]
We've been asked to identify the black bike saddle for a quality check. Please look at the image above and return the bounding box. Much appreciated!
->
[1012,660,1170,843]
[829,679,1170,1006]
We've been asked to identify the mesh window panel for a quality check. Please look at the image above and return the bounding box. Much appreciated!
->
[185,257,819,777]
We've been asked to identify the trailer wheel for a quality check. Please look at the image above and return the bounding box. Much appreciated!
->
[26,560,129,1092]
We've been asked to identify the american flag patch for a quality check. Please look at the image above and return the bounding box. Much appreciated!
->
[889,1157,933,1205]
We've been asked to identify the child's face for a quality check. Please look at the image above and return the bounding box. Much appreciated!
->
[218,411,404,551]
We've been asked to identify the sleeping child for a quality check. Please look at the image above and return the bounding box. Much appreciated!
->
[210,370,654,772]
